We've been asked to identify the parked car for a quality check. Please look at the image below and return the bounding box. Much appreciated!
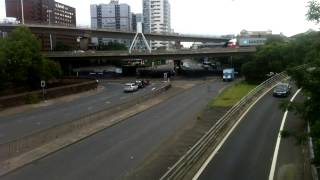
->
[124,83,138,92]
[273,83,291,97]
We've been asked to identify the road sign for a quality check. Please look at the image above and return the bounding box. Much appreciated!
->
[41,80,46,88]
[164,73,168,81]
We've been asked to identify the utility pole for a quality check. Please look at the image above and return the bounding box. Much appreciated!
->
[47,10,53,51]
[20,0,24,24]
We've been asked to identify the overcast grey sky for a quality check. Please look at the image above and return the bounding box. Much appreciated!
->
[0,0,319,36]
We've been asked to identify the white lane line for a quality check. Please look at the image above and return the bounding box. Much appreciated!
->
[120,96,127,100]
[268,88,302,180]
[193,85,278,180]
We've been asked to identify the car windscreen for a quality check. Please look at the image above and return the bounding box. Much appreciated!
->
[275,85,287,91]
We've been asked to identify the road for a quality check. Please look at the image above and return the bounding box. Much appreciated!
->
[0,82,159,143]
[197,88,299,180]
[274,94,309,180]
[1,80,228,180]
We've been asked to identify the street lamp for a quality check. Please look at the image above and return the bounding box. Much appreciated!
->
[47,10,53,51]
[20,0,24,24]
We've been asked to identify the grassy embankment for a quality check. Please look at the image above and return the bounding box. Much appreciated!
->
[209,81,257,108]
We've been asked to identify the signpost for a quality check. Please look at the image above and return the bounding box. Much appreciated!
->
[41,80,46,100]
[164,72,168,81]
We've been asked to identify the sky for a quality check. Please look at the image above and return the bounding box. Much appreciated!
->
[0,0,319,37]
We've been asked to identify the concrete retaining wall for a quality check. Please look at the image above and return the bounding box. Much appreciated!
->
[0,80,98,109]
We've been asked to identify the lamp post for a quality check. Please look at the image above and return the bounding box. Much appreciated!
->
[20,0,24,24]
[47,10,53,51]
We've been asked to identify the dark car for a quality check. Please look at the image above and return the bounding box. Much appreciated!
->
[135,80,145,88]
[273,83,291,97]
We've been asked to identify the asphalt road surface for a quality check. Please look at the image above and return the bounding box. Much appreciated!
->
[197,88,299,180]
[0,82,159,143]
[1,80,228,180]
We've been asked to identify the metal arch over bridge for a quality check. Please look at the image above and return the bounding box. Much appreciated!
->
[43,47,256,60]
[0,24,230,43]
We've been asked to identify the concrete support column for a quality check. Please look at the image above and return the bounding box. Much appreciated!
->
[175,40,182,49]
[79,37,89,50]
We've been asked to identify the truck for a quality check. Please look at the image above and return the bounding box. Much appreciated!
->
[223,68,235,81]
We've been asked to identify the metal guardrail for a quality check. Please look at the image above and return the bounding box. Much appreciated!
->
[160,72,289,180]
[308,123,319,180]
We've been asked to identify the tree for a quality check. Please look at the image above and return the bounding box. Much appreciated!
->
[241,42,290,82]
[307,0,320,24]
[0,26,62,89]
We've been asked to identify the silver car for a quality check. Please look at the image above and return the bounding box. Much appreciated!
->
[124,83,139,92]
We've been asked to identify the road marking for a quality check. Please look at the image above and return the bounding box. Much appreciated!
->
[120,96,127,100]
[193,84,278,180]
[268,88,302,180]
[105,101,111,104]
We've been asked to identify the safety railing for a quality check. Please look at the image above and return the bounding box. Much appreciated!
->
[160,72,289,180]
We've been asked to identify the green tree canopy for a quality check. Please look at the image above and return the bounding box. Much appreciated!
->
[307,0,320,24]
[0,26,62,89]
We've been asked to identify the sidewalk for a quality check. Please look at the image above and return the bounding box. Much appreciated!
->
[275,105,312,180]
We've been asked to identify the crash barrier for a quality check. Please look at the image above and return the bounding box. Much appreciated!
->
[0,82,171,161]
[308,123,320,180]
[160,73,289,180]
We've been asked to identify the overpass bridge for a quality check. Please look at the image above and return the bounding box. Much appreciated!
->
[43,47,256,60]
[0,24,230,43]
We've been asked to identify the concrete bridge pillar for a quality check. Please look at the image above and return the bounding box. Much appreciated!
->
[0,31,8,39]
[175,40,182,49]
[79,37,89,50]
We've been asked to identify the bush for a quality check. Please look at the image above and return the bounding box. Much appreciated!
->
[25,93,41,104]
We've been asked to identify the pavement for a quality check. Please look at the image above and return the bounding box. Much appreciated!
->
[0,79,229,180]
[197,87,303,180]
[0,82,160,143]
[274,95,311,180]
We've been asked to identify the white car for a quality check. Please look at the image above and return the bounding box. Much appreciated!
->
[123,83,139,92]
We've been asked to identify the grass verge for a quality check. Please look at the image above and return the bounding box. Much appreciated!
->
[209,81,257,108]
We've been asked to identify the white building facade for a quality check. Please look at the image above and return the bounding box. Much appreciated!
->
[143,0,171,49]
[91,0,132,45]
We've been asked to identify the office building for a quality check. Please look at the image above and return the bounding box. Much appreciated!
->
[132,13,143,32]
[132,13,137,32]
[5,0,76,26]
[91,0,131,31]
[238,29,287,47]
[91,0,132,45]
[240,29,272,37]
[143,0,171,49]
[5,0,76,50]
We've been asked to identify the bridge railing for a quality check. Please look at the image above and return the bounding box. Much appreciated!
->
[0,22,228,40]
[160,72,290,180]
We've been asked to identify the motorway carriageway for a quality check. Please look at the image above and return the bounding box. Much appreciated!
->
[1,80,228,180]
[0,82,160,143]
[195,87,302,180]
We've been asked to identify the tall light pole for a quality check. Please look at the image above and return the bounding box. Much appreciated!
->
[20,0,25,24]
[47,10,53,51]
